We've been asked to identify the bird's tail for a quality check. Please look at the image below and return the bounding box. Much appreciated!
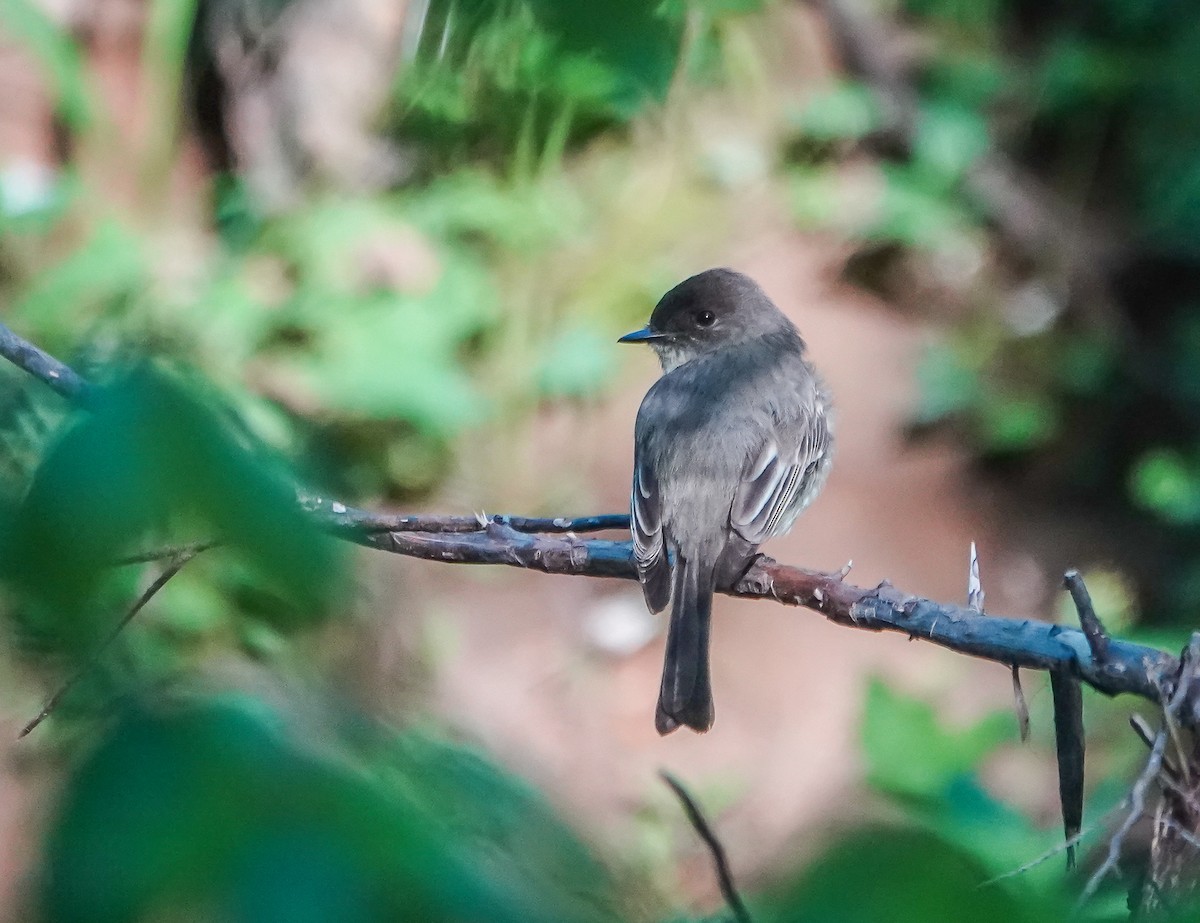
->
[656,555,716,735]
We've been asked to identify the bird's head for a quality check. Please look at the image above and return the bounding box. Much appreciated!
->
[618,268,792,371]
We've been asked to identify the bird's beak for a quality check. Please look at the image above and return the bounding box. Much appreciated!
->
[618,326,666,344]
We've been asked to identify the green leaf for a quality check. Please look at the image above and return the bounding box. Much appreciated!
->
[40,696,623,923]
[862,678,1013,801]
[1129,448,1200,524]
[0,0,94,128]
[911,103,990,188]
[761,826,1052,923]
[914,342,982,424]
[291,296,485,430]
[12,221,146,336]
[870,165,978,250]
[792,82,882,143]
[0,364,345,645]
[789,167,845,228]
[537,325,620,399]
[975,394,1059,452]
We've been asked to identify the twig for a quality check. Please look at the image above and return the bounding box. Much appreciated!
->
[1063,570,1111,664]
[1160,816,1200,855]
[19,546,207,738]
[0,321,95,405]
[117,540,220,565]
[1074,723,1167,910]
[981,803,1124,886]
[1074,646,1197,911]
[660,771,751,923]
[1130,714,1180,781]
[1163,700,1194,788]
[301,495,629,536]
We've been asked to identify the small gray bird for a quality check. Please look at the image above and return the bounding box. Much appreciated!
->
[619,268,832,734]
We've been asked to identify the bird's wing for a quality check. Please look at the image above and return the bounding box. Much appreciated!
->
[632,459,671,612]
[730,402,831,546]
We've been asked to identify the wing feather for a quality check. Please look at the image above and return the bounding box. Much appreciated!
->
[632,461,671,612]
[730,404,831,547]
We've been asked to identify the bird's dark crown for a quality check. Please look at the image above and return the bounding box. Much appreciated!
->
[648,268,792,347]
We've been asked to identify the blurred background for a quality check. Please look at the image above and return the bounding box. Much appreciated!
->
[1,0,1198,919]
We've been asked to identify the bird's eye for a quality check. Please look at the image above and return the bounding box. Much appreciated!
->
[695,310,716,328]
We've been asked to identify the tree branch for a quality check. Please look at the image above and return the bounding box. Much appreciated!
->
[661,770,752,923]
[0,322,95,405]
[0,321,1188,724]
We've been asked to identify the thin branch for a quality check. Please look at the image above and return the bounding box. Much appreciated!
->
[300,494,629,535]
[981,803,1124,886]
[1075,642,1198,910]
[660,770,751,923]
[0,321,95,405]
[1063,570,1111,664]
[1130,713,1180,781]
[1075,723,1167,909]
[19,547,206,738]
[117,540,221,565]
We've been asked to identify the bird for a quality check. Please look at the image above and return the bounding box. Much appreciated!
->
[618,268,833,734]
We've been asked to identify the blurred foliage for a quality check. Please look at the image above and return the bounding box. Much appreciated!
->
[388,0,681,174]
[38,693,624,923]
[0,2,794,922]
[0,0,763,508]
[786,0,1200,614]
[0,364,345,705]
[753,676,1142,922]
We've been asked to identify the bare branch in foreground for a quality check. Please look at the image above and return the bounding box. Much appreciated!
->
[19,546,207,738]
[1130,714,1180,781]
[300,494,629,536]
[0,321,95,405]
[340,520,1181,711]
[0,318,1189,725]
[1076,637,1200,911]
[661,770,752,923]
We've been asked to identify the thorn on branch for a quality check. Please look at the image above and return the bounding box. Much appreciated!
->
[660,770,752,923]
[1063,570,1111,665]
[1050,671,1085,871]
[967,541,985,612]
[1011,666,1030,743]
